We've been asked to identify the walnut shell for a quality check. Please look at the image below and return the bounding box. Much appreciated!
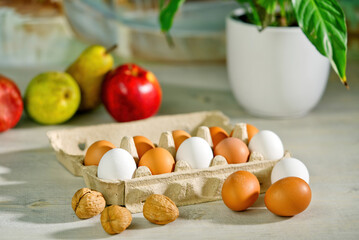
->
[101,205,132,235]
[71,188,106,219]
[143,194,179,225]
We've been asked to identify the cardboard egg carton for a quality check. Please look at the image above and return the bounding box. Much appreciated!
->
[47,111,288,213]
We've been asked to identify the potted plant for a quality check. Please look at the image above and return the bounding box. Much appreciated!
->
[159,0,348,117]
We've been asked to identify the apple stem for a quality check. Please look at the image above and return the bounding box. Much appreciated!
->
[106,44,118,54]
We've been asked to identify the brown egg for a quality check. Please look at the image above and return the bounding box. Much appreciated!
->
[265,177,312,217]
[246,124,259,142]
[138,148,175,175]
[222,171,260,211]
[214,137,249,164]
[209,126,229,149]
[230,123,259,142]
[133,136,155,160]
[84,140,116,166]
[172,130,191,150]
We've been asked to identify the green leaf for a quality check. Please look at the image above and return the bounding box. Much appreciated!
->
[159,0,186,33]
[292,0,348,87]
[235,0,262,26]
[159,0,165,9]
[278,0,288,26]
[256,0,277,28]
[257,0,277,13]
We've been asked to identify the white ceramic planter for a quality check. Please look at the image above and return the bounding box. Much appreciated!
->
[226,13,330,118]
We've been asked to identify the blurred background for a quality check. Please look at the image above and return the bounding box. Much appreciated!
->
[0,0,358,93]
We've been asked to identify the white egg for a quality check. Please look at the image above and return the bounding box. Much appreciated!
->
[248,130,284,160]
[176,137,213,169]
[271,157,310,184]
[97,148,136,180]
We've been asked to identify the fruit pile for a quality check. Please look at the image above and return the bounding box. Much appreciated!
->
[0,45,162,132]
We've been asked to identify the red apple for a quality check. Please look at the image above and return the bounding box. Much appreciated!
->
[0,75,23,132]
[102,63,162,122]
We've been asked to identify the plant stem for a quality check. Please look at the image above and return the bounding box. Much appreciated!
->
[279,0,288,26]
[105,44,118,54]
[280,16,287,27]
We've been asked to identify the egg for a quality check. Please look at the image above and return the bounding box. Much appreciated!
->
[97,148,137,180]
[271,157,310,184]
[248,130,284,160]
[230,123,259,142]
[209,126,229,148]
[138,148,175,175]
[133,136,155,160]
[246,124,259,142]
[214,137,249,164]
[176,137,213,169]
[172,130,191,150]
[221,171,260,211]
[84,140,116,166]
[265,177,312,216]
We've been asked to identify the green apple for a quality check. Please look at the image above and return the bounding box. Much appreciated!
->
[24,72,81,125]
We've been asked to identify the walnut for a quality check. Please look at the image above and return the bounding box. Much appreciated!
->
[143,194,179,225]
[101,205,132,235]
[71,188,106,219]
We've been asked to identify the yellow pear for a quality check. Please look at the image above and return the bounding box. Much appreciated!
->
[67,45,114,111]
[25,72,81,125]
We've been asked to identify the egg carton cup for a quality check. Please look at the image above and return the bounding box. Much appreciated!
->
[47,111,290,213]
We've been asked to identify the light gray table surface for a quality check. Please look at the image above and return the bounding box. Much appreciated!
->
[0,60,358,240]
